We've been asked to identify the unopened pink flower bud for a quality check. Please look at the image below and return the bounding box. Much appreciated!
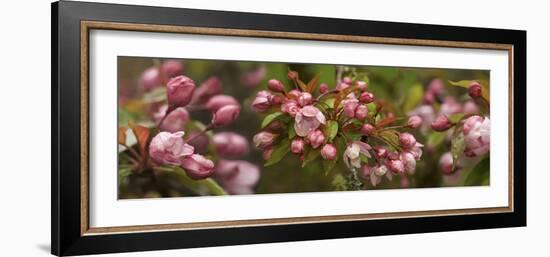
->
[439,152,454,174]
[160,60,184,79]
[407,115,422,128]
[336,82,350,91]
[139,67,161,91]
[387,159,405,174]
[251,90,272,112]
[268,79,285,93]
[167,75,196,108]
[319,83,329,94]
[270,95,284,105]
[205,95,239,113]
[361,123,375,136]
[356,80,367,91]
[321,144,337,160]
[359,91,375,103]
[157,106,190,133]
[468,82,482,99]
[308,130,325,149]
[291,138,305,154]
[431,115,453,132]
[191,76,222,105]
[253,131,277,149]
[355,105,369,120]
[297,92,313,107]
[343,98,359,118]
[212,105,240,127]
[181,154,215,180]
[399,133,417,149]
[213,132,249,157]
[343,77,352,84]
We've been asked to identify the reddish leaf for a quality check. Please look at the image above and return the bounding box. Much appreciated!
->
[306,74,320,93]
[128,121,150,159]
[376,116,397,129]
[118,127,127,145]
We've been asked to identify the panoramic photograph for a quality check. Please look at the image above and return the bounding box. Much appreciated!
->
[117,57,490,199]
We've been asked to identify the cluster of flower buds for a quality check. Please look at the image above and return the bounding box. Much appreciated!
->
[250,71,424,188]
[139,60,184,91]
[360,133,423,186]
[142,66,245,183]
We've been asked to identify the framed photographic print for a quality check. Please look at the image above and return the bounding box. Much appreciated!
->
[51,1,526,256]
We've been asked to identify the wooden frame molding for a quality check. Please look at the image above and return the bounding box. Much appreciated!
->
[79,20,515,236]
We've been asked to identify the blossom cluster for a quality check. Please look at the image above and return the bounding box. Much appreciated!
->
[409,79,490,174]
[250,71,425,187]
[119,60,261,195]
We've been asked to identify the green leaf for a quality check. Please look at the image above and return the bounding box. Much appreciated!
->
[325,120,339,142]
[464,157,490,186]
[451,128,465,170]
[402,83,424,113]
[264,138,291,167]
[142,87,167,103]
[302,149,320,168]
[288,120,296,139]
[322,159,337,176]
[448,80,490,103]
[173,167,228,195]
[323,98,335,108]
[261,111,285,128]
[331,174,348,191]
[427,132,446,148]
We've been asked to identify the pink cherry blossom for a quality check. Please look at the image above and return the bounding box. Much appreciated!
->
[319,83,329,94]
[251,90,272,112]
[343,141,371,169]
[407,115,422,128]
[212,132,249,157]
[356,81,368,91]
[160,60,184,80]
[216,160,260,194]
[463,116,490,157]
[139,67,161,91]
[360,123,375,135]
[211,105,240,127]
[291,138,305,154]
[294,105,326,137]
[191,76,222,105]
[181,154,215,179]
[400,151,417,175]
[342,97,359,118]
[321,144,337,160]
[469,81,482,99]
[154,105,190,133]
[297,92,313,107]
[281,100,300,117]
[253,131,277,149]
[359,91,374,104]
[267,79,285,93]
[307,129,325,149]
[149,131,194,166]
[399,133,417,149]
[431,115,453,132]
[355,105,369,120]
[166,75,196,108]
[240,65,266,87]
[439,152,454,174]
[386,158,405,174]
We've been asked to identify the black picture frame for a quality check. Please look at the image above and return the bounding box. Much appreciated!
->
[52,1,526,256]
